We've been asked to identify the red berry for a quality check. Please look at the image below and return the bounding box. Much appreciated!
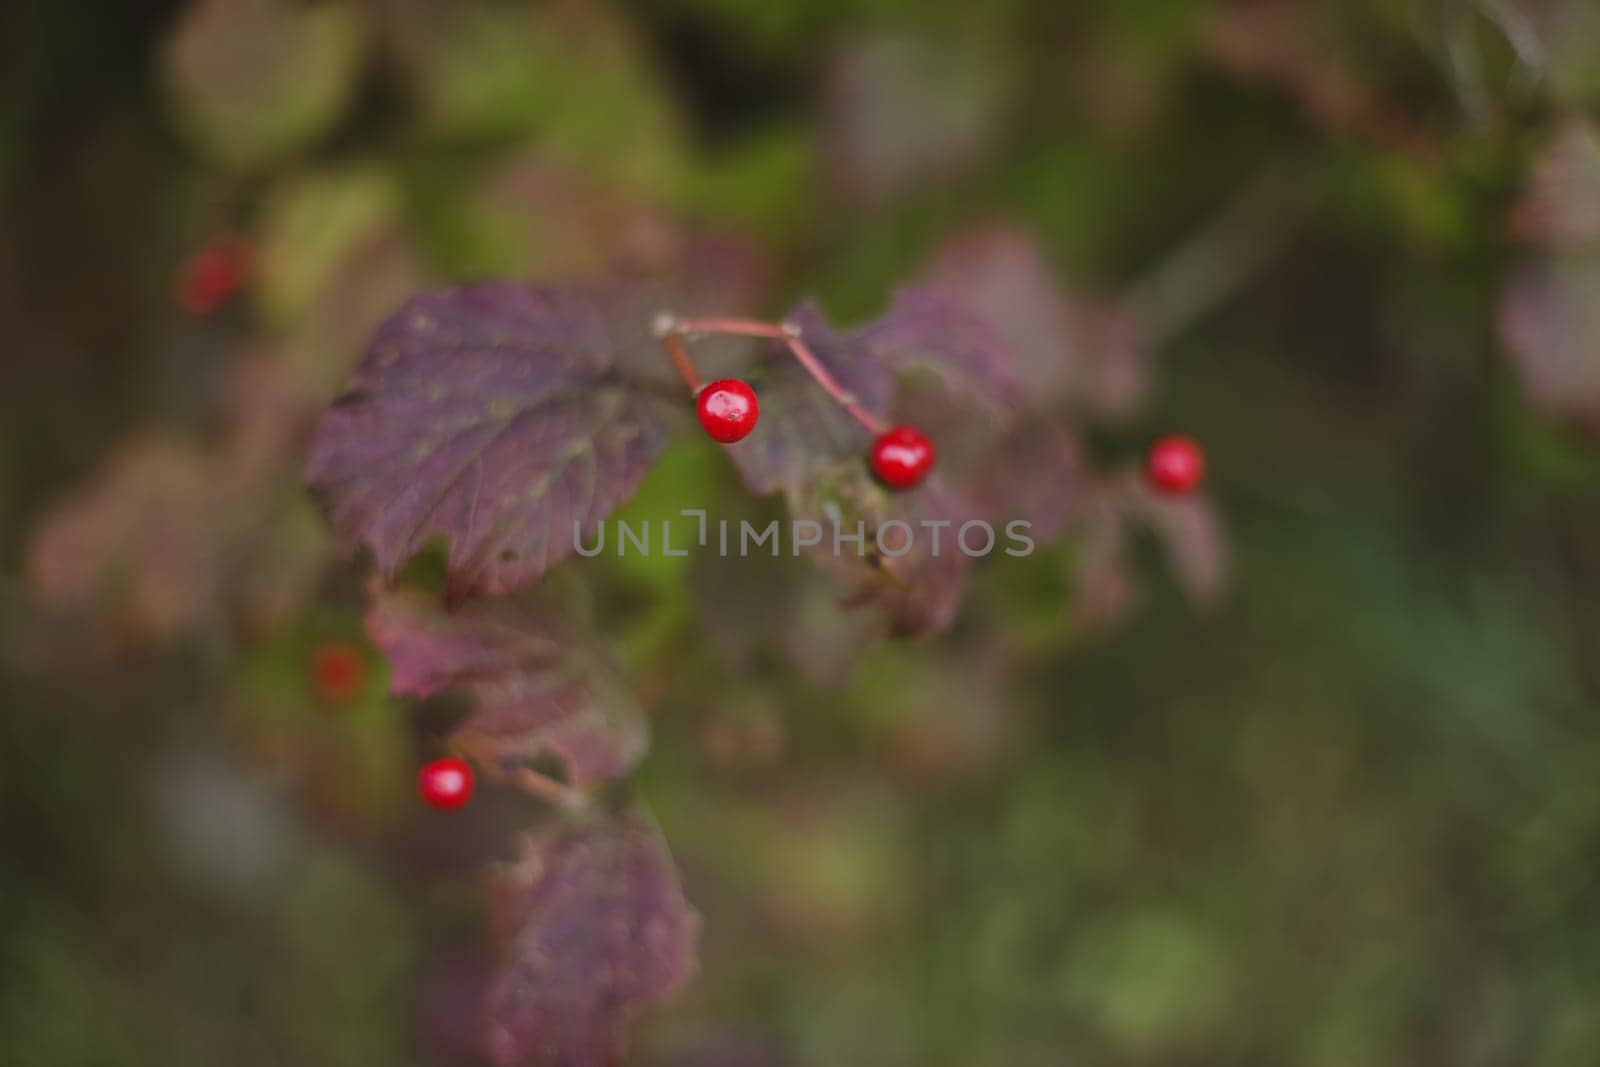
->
[418,758,475,810]
[870,425,935,489]
[310,641,365,705]
[177,235,251,316]
[696,379,760,443]
[1144,434,1206,495]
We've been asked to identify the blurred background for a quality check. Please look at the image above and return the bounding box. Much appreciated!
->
[5,0,1600,1064]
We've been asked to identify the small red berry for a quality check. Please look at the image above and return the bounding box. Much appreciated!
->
[418,758,475,810]
[696,379,760,443]
[870,425,935,489]
[177,235,252,316]
[1144,434,1206,495]
[310,641,365,705]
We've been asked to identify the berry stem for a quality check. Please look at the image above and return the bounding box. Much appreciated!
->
[670,316,790,339]
[451,735,591,812]
[781,331,887,436]
[661,331,703,393]
[509,767,590,811]
[656,314,886,435]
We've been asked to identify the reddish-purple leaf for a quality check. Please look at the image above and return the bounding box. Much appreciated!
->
[965,415,1085,543]
[854,287,1020,410]
[1129,482,1231,608]
[475,157,771,323]
[1200,2,1428,152]
[1499,255,1600,420]
[1498,122,1600,419]
[484,812,700,1067]
[790,464,973,637]
[885,380,1083,543]
[1072,488,1140,629]
[594,232,773,389]
[478,153,683,283]
[727,292,1013,498]
[1070,476,1231,627]
[724,300,890,497]
[26,436,219,642]
[27,353,331,646]
[306,283,667,596]
[366,587,645,784]
[473,154,774,389]
[921,224,1147,416]
[866,481,974,636]
[717,295,1011,636]
[1509,120,1600,247]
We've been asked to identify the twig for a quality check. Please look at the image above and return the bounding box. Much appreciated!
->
[1122,164,1317,351]
[670,317,791,339]
[661,331,702,393]
[510,767,590,811]
[655,314,887,436]
[781,329,887,436]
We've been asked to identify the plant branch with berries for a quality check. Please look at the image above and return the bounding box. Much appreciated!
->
[304,233,1214,1064]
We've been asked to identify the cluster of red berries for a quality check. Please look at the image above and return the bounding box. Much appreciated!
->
[407,328,1199,814]
[694,378,937,490]
[695,379,1205,498]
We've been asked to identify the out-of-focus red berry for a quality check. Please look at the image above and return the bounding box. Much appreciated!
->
[1144,434,1206,495]
[177,235,252,316]
[418,758,475,810]
[310,641,365,705]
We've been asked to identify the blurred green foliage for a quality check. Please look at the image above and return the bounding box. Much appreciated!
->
[5,0,1600,1065]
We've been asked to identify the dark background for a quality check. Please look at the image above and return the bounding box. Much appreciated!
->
[5,0,1600,1064]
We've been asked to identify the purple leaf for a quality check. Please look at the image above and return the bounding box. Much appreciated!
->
[26,354,331,646]
[306,283,667,596]
[790,464,973,637]
[473,154,774,388]
[475,156,771,320]
[726,292,1013,498]
[865,481,974,637]
[26,436,219,642]
[1499,255,1600,420]
[1509,119,1600,247]
[593,232,774,388]
[1129,483,1231,608]
[1072,488,1140,629]
[717,295,1011,636]
[1070,477,1231,627]
[724,300,891,498]
[483,812,700,1067]
[366,587,645,784]
[921,224,1147,416]
[884,380,1083,543]
[965,415,1085,543]
[854,287,1020,411]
